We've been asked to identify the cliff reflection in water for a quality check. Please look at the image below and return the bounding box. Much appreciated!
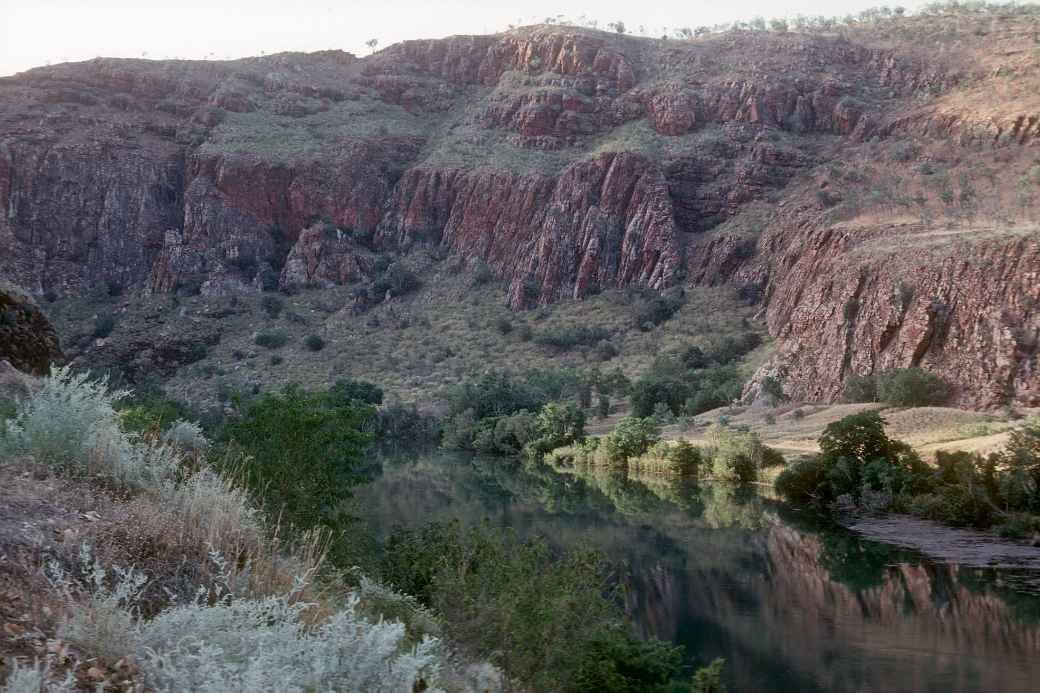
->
[355,452,1040,693]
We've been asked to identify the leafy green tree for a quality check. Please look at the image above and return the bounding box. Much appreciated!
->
[602,417,660,463]
[529,402,586,455]
[996,418,1040,512]
[222,386,373,559]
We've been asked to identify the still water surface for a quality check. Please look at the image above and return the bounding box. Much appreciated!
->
[355,452,1040,692]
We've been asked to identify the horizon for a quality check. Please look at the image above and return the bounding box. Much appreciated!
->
[1,0,942,77]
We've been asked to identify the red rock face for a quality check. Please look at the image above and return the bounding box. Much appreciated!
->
[754,223,1040,408]
[2,22,1039,405]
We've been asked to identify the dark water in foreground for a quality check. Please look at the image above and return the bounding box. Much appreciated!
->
[354,452,1040,693]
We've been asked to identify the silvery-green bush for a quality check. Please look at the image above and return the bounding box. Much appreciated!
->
[1,366,177,491]
[162,419,210,453]
[0,659,75,693]
[49,549,451,693]
[1,365,128,468]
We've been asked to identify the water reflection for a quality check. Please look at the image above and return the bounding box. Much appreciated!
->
[355,452,1040,692]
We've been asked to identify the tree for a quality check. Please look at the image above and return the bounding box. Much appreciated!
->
[602,417,660,463]
[608,20,626,34]
[223,386,373,558]
[365,38,379,53]
[529,402,586,455]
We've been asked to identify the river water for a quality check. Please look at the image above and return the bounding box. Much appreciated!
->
[354,452,1040,692]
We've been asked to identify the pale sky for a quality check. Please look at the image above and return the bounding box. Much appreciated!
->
[2,0,932,77]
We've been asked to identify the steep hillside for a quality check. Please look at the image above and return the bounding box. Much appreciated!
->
[2,5,1040,406]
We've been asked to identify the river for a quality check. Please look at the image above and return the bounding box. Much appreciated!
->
[354,452,1040,692]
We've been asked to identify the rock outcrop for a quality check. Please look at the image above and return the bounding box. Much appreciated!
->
[0,282,62,376]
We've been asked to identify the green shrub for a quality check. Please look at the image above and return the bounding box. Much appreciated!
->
[527,402,586,456]
[760,376,786,405]
[761,446,786,468]
[876,367,948,406]
[706,425,761,484]
[776,457,830,504]
[270,354,283,366]
[597,395,610,420]
[668,440,702,474]
[909,484,995,528]
[842,373,878,402]
[594,340,619,361]
[117,391,195,436]
[472,262,495,286]
[260,294,284,318]
[303,334,325,351]
[533,326,610,351]
[372,262,420,300]
[93,313,116,339]
[493,316,513,335]
[602,417,660,464]
[328,378,384,406]
[776,410,932,509]
[255,330,289,349]
[631,290,684,331]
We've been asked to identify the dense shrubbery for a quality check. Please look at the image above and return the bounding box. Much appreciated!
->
[254,329,289,349]
[842,367,948,405]
[776,411,930,508]
[777,411,1040,533]
[2,365,737,692]
[627,333,761,419]
[260,294,283,318]
[93,313,116,339]
[877,367,949,406]
[371,262,420,300]
[441,369,595,453]
[444,401,586,457]
[533,325,611,351]
[379,521,715,692]
[221,386,373,562]
[630,287,685,331]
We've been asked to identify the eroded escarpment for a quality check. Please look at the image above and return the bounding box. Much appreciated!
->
[2,17,1040,406]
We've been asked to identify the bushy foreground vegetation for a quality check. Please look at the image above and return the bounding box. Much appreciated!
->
[776,410,1040,535]
[0,367,727,691]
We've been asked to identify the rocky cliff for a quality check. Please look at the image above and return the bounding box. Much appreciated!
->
[2,11,1039,405]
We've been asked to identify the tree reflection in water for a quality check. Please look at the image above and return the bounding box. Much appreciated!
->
[356,451,1040,693]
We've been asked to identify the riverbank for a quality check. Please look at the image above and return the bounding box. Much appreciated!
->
[845,514,1040,570]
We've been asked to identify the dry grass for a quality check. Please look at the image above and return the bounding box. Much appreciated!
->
[667,401,1037,461]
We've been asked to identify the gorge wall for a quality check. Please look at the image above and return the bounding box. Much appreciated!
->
[1,15,1039,406]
